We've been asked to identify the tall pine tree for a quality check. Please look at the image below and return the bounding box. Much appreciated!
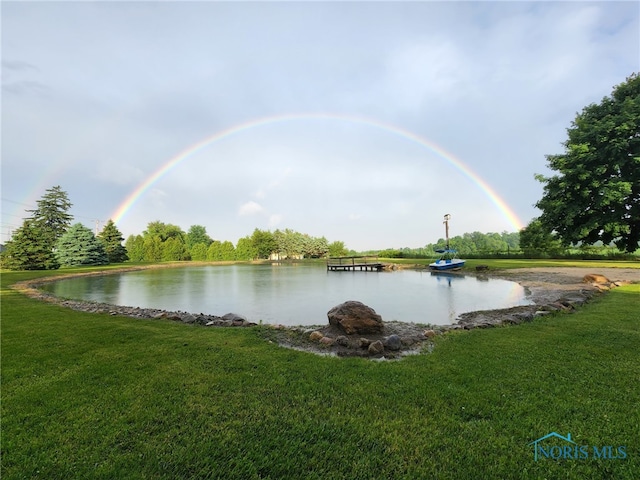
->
[0,219,59,270]
[26,185,73,250]
[98,220,129,263]
[1,186,73,270]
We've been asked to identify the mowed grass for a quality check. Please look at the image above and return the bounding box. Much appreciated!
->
[1,264,639,479]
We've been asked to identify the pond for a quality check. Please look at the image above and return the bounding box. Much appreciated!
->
[40,264,533,326]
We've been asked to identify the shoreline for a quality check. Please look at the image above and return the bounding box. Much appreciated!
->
[9,264,639,358]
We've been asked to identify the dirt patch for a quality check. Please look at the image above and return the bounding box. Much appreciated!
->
[487,267,639,304]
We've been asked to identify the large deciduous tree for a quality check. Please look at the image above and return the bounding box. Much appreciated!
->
[251,228,277,259]
[142,221,189,261]
[535,74,640,253]
[161,237,189,261]
[186,225,213,249]
[328,240,348,257]
[98,220,129,263]
[55,223,109,266]
[143,221,186,242]
[302,234,329,258]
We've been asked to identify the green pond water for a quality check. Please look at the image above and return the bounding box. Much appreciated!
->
[40,264,532,326]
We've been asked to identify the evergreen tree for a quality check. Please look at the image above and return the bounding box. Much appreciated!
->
[235,236,257,260]
[125,235,145,262]
[143,236,163,262]
[2,186,73,270]
[190,243,209,261]
[219,240,236,260]
[98,220,129,263]
[1,219,59,270]
[27,185,73,249]
[207,241,223,261]
[55,223,109,266]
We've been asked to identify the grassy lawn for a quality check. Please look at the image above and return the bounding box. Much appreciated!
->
[1,263,639,479]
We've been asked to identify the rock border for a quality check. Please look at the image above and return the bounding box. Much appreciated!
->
[9,269,257,328]
[9,265,637,359]
[279,268,634,358]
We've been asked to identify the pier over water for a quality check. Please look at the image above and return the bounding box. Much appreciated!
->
[326,256,384,272]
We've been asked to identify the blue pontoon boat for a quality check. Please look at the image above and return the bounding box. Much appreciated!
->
[429,248,465,270]
[429,214,466,271]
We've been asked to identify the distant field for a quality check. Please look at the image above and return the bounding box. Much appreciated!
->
[2,261,639,479]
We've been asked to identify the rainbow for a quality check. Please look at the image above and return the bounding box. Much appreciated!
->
[110,113,524,230]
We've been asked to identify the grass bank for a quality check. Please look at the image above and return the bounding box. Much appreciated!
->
[2,263,639,479]
[383,257,640,270]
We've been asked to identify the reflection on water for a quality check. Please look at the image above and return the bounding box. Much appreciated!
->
[40,264,532,326]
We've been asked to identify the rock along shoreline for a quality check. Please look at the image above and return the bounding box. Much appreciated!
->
[9,264,638,359]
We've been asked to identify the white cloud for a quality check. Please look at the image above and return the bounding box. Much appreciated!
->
[238,201,264,216]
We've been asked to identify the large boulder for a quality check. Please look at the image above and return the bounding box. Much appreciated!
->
[327,301,384,335]
[583,274,610,284]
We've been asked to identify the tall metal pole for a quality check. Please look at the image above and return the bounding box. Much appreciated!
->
[443,214,451,250]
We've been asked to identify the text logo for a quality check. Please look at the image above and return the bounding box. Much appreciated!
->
[528,432,627,461]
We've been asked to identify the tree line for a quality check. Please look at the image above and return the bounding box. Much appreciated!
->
[0,187,350,269]
[124,224,348,262]
[372,231,520,258]
[1,186,128,270]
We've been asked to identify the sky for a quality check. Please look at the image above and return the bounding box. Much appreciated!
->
[2,1,638,251]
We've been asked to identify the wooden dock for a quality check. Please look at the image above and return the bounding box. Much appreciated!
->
[327,256,384,272]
